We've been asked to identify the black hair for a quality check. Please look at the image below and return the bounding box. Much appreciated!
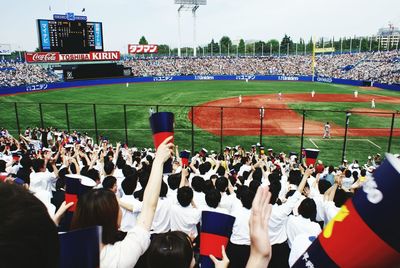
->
[249,180,261,193]
[167,173,181,190]
[334,189,350,207]
[177,186,193,207]
[103,161,115,175]
[253,167,263,182]
[318,180,332,194]
[205,189,221,208]
[160,181,168,198]
[121,175,138,195]
[288,169,302,186]
[298,198,317,221]
[0,160,6,172]
[216,166,226,177]
[147,231,193,268]
[0,183,59,268]
[240,188,255,209]
[199,162,211,175]
[215,177,228,192]
[32,159,45,172]
[360,169,366,176]
[352,171,359,180]
[268,181,281,205]
[203,179,215,193]
[191,176,205,193]
[344,169,352,178]
[102,176,117,191]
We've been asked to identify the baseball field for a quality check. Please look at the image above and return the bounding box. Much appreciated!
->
[0,80,399,165]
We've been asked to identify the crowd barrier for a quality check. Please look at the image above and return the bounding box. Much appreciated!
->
[1,75,399,96]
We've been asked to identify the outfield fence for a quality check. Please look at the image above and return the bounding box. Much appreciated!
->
[1,102,399,165]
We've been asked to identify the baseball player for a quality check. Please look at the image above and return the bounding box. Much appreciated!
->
[311,90,315,98]
[323,122,331,139]
[354,90,358,98]
[239,95,242,104]
[371,98,375,109]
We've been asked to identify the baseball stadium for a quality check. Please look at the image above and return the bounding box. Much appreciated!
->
[0,0,399,268]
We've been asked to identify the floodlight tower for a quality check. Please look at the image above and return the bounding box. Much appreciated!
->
[175,0,207,57]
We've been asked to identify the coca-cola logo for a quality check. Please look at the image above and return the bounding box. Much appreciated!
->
[26,52,60,63]
[32,53,58,61]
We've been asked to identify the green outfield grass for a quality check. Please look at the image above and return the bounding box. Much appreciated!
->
[0,81,399,165]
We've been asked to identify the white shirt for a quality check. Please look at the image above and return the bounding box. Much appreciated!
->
[30,170,57,196]
[219,192,235,213]
[100,225,150,268]
[230,205,251,245]
[269,191,302,245]
[170,204,201,237]
[238,164,252,177]
[288,234,314,267]
[286,215,321,248]
[151,197,171,234]
[119,195,142,232]
[192,191,207,210]
[323,200,340,226]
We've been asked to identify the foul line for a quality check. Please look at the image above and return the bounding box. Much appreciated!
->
[310,138,382,149]
[308,138,319,148]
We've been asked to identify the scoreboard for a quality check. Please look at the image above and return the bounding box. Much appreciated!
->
[37,19,103,53]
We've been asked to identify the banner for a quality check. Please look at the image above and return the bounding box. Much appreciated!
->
[128,44,158,54]
[25,51,120,63]
[0,44,12,55]
[25,52,60,63]
[315,47,335,53]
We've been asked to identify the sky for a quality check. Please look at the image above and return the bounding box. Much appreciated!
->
[1,0,400,52]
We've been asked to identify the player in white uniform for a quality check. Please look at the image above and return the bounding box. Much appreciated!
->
[311,90,315,98]
[354,90,358,98]
[259,106,265,119]
[371,98,375,109]
[278,92,282,100]
[239,95,242,104]
[126,82,129,87]
[245,78,249,83]
[323,122,331,139]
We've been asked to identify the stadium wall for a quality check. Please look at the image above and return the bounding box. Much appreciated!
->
[0,75,399,96]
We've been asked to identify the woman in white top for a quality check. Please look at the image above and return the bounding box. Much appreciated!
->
[71,136,174,268]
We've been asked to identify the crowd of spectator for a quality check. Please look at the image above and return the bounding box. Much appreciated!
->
[124,51,400,85]
[0,126,393,267]
[0,61,60,87]
[0,51,399,87]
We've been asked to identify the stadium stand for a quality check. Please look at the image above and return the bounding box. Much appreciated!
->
[0,126,392,267]
[0,51,399,88]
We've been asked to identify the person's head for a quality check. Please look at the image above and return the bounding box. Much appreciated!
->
[85,168,101,185]
[102,176,117,193]
[121,175,138,196]
[344,169,352,178]
[147,231,194,268]
[177,186,193,207]
[333,188,351,208]
[32,159,46,172]
[328,165,335,174]
[240,188,255,209]
[160,181,168,198]
[203,179,215,193]
[0,183,59,267]
[215,177,228,193]
[103,161,115,175]
[205,189,221,208]
[0,160,6,172]
[216,166,225,177]
[352,170,359,180]
[318,180,332,194]
[167,173,181,190]
[199,162,212,175]
[288,169,302,186]
[360,169,366,177]
[253,167,263,181]
[249,180,261,193]
[191,176,205,193]
[268,181,281,205]
[71,188,121,245]
[298,198,317,221]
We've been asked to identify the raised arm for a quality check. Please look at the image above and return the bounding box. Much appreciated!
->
[136,136,174,231]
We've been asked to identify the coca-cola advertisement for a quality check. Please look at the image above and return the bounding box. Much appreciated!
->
[25,51,120,63]
[25,52,60,63]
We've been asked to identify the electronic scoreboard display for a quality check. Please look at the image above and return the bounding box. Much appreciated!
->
[37,18,103,53]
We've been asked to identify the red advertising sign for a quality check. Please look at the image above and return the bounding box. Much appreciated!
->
[25,51,120,63]
[128,44,158,54]
[25,52,60,63]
